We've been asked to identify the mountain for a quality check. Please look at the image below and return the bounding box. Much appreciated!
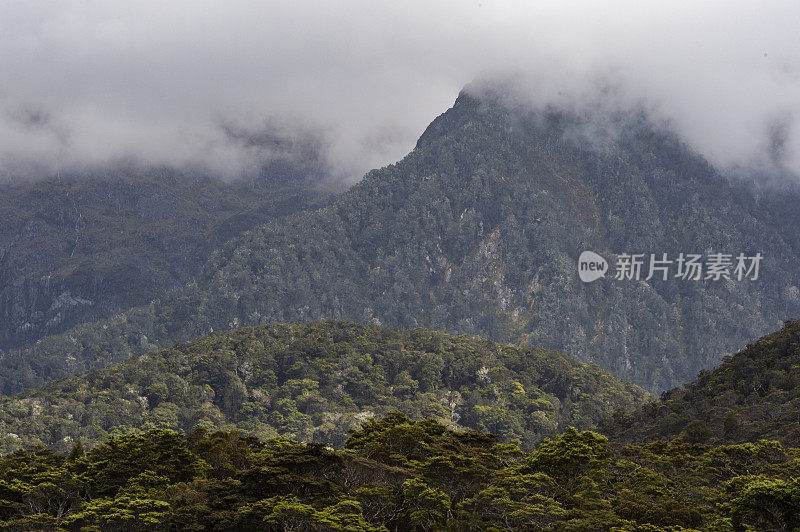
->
[0,321,648,454]
[599,319,800,446]
[0,169,335,353]
[3,414,800,531]
[4,87,800,396]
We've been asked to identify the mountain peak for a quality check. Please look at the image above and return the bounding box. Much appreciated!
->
[3,86,800,399]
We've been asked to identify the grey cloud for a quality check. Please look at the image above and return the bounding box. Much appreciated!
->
[1,1,799,182]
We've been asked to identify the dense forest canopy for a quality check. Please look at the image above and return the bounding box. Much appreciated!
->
[0,321,648,454]
[2,414,799,531]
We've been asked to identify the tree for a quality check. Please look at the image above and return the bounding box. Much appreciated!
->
[729,477,800,531]
[85,430,207,497]
[401,478,450,532]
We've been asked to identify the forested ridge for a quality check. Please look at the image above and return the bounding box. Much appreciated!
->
[2,413,799,531]
[0,321,648,454]
[4,88,800,398]
[600,319,800,447]
[6,320,800,530]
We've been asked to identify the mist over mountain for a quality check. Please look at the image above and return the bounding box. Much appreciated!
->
[3,88,799,397]
[2,1,800,183]
[5,4,800,530]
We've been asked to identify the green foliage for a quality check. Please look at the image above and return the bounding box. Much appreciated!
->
[61,495,172,531]
[401,478,450,531]
[728,477,800,531]
[601,320,800,447]
[0,321,649,454]
[522,427,611,487]
[83,429,207,497]
[1,415,798,530]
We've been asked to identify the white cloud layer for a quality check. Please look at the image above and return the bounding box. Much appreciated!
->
[1,0,799,182]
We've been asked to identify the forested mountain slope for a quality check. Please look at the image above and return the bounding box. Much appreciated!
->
[0,169,334,353]
[599,319,800,446]
[0,321,648,454]
[4,88,800,395]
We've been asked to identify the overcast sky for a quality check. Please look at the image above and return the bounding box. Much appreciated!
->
[2,1,799,182]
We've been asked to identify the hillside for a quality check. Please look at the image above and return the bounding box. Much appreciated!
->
[0,321,649,454]
[0,169,334,353]
[599,319,800,446]
[4,87,800,395]
[3,414,800,531]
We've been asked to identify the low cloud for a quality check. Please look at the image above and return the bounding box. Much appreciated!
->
[2,1,799,183]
